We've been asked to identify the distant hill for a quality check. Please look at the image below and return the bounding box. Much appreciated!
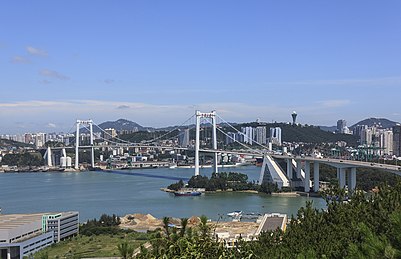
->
[350,118,399,129]
[92,119,150,133]
[0,138,33,148]
[319,126,337,133]
[227,122,359,146]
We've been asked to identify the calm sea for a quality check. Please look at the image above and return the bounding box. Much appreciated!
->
[0,166,326,221]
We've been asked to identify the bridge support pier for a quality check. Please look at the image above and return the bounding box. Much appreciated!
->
[348,167,357,192]
[338,168,346,189]
[75,121,80,169]
[313,162,320,192]
[194,111,218,176]
[304,161,310,193]
[286,159,292,180]
[75,120,94,170]
[46,147,53,167]
[296,160,302,179]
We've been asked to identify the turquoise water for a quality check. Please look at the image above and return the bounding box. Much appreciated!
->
[0,166,326,221]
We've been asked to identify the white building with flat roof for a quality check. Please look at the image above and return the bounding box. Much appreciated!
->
[0,211,79,259]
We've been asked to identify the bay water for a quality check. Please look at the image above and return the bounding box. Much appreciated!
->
[0,166,326,221]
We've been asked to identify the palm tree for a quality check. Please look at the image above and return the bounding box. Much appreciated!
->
[199,215,209,239]
[163,216,170,238]
[117,241,134,259]
[180,218,188,237]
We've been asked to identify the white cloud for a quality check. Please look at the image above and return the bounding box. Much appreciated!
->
[46,123,57,128]
[316,99,351,108]
[11,55,30,64]
[104,79,115,84]
[40,69,69,80]
[265,76,401,87]
[26,46,47,56]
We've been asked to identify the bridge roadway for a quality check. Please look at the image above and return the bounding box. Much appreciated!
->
[272,154,401,176]
[49,145,401,175]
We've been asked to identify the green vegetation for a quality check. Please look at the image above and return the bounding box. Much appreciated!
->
[34,214,148,258]
[80,214,122,236]
[168,172,278,194]
[0,138,33,148]
[35,183,401,258]
[136,183,401,258]
[0,152,44,167]
[34,232,148,258]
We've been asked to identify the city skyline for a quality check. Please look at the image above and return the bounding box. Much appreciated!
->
[1,1,401,133]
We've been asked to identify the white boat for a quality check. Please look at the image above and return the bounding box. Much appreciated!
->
[227,211,242,217]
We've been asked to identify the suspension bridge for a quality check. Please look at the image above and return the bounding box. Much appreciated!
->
[42,110,401,193]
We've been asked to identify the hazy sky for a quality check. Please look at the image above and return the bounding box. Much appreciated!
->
[1,1,400,133]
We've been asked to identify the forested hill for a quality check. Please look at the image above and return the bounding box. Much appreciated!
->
[239,122,359,145]
[0,138,33,148]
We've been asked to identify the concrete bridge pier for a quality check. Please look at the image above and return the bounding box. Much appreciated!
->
[286,159,292,180]
[348,167,357,192]
[338,168,347,189]
[296,160,302,179]
[304,161,310,192]
[313,162,320,192]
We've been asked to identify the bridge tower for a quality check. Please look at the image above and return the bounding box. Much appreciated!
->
[75,120,94,170]
[195,111,218,176]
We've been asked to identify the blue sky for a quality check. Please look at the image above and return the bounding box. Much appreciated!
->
[1,1,400,133]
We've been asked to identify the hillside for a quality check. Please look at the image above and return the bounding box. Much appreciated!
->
[223,122,359,146]
[90,119,149,133]
[350,118,398,129]
[0,138,33,148]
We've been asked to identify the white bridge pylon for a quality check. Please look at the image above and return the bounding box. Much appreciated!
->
[75,119,94,169]
[195,110,218,176]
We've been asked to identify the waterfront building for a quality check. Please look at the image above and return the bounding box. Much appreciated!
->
[0,211,79,259]
[254,127,267,145]
[393,125,401,157]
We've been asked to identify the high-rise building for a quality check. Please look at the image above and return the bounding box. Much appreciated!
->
[270,127,282,146]
[337,119,347,133]
[361,128,373,146]
[379,130,393,156]
[226,132,237,145]
[393,125,401,157]
[103,128,117,140]
[241,127,253,145]
[254,127,267,145]
[178,128,190,147]
[291,111,297,125]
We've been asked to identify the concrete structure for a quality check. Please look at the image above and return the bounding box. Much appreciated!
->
[75,120,94,169]
[337,119,346,133]
[258,155,289,189]
[255,213,287,235]
[291,111,297,125]
[241,127,253,145]
[254,127,267,145]
[393,125,401,157]
[178,128,190,147]
[269,127,282,146]
[379,130,393,156]
[0,212,79,259]
[195,111,218,176]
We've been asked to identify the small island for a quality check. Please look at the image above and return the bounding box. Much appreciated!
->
[165,172,279,194]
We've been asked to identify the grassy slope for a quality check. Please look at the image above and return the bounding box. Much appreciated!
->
[34,232,148,258]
